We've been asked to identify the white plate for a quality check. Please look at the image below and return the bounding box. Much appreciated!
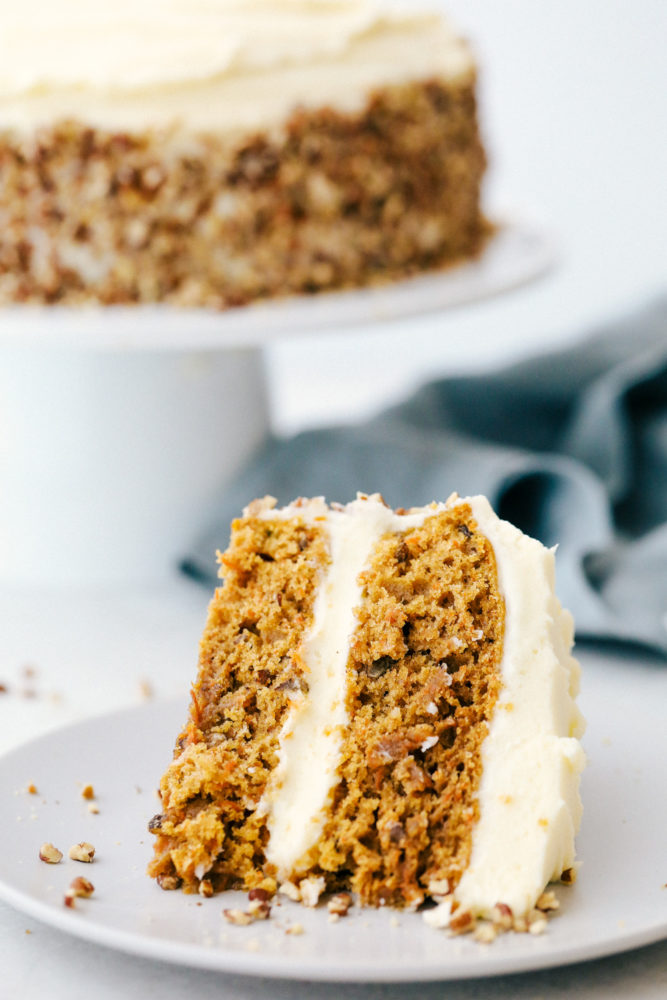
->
[0,647,664,983]
[0,219,554,351]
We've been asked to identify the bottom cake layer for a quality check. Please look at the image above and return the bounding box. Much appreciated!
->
[148,494,584,924]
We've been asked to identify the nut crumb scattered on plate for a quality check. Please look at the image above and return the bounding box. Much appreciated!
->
[38,843,62,864]
[68,842,95,863]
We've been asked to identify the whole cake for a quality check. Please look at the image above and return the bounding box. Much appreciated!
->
[148,493,585,930]
[0,0,488,308]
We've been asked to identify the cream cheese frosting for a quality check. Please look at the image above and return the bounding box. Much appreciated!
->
[256,494,446,878]
[254,494,584,913]
[0,0,474,132]
[453,496,585,918]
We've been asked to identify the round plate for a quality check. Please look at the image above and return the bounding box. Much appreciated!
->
[0,219,554,352]
[0,647,665,981]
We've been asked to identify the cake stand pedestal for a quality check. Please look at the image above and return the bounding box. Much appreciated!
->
[0,340,268,585]
[0,218,554,586]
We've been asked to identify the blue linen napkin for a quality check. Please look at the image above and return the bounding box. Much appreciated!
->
[182,296,667,656]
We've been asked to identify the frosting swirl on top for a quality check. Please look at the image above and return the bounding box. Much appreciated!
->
[2,1,443,93]
[0,0,474,130]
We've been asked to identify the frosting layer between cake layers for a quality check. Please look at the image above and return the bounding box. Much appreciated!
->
[255,494,584,915]
[0,0,474,131]
[256,495,447,877]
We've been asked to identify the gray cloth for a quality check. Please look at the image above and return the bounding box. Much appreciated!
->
[183,296,667,656]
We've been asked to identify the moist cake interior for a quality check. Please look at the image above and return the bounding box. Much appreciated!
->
[148,501,504,907]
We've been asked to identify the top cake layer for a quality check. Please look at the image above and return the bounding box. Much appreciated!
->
[0,0,475,132]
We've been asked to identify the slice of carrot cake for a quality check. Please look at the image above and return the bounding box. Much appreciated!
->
[148,493,585,928]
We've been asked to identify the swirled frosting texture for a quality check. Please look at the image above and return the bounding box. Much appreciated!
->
[0,0,474,130]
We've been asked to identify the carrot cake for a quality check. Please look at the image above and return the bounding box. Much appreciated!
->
[148,493,585,929]
[0,1,488,308]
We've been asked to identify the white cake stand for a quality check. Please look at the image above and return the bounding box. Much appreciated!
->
[0,218,554,586]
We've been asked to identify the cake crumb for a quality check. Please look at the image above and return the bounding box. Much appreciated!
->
[223,908,254,926]
[536,890,559,912]
[423,897,453,929]
[490,903,513,930]
[473,922,497,944]
[64,877,95,908]
[69,876,95,899]
[448,909,475,935]
[427,877,451,900]
[26,783,38,795]
[138,679,153,700]
[299,875,326,908]
[87,802,100,815]
[157,873,182,890]
[285,922,304,936]
[279,880,302,902]
[247,888,272,919]
[81,784,95,800]
[327,892,352,918]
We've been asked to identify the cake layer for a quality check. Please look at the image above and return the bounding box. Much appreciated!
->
[148,509,331,892]
[148,494,584,919]
[0,80,487,307]
[0,1,487,308]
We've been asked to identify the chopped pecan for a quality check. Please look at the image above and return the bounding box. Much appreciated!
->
[327,892,352,917]
[69,876,95,898]
[68,842,95,863]
[157,873,182,891]
[449,909,475,935]
[39,843,63,864]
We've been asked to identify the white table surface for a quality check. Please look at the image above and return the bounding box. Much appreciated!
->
[2,0,666,996]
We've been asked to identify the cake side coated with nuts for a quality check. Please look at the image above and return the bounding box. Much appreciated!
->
[0,79,487,309]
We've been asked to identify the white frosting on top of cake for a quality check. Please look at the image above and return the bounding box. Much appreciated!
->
[453,495,585,918]
[0,0,474,132]
[256,494,445,879]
